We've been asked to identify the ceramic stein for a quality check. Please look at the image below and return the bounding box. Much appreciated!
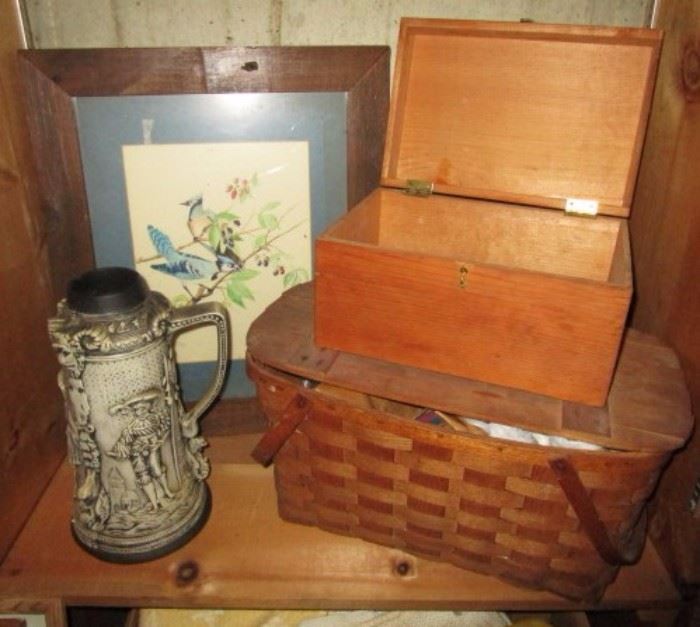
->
[48,267,229,562]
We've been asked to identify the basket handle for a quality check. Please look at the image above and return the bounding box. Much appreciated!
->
[549,457,646,566]
[252,394,310,467]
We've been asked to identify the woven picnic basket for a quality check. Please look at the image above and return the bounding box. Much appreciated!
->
[246,285,692,602]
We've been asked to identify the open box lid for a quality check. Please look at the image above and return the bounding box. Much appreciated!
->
[381,19,662,218]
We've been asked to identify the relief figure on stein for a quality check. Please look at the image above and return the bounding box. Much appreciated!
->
[108,390,174,512]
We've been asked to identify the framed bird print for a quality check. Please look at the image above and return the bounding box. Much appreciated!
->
[75,90,343,400]
[123,141,312,364]
[19,46,390,407]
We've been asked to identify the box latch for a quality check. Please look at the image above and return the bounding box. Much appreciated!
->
[405,179,434,197]
[565,198,599,217]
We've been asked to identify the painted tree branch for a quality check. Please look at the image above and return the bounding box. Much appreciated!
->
[186,219,307,305]
[136,238,202,264]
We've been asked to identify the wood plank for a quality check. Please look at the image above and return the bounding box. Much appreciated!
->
[352,190,623,282]
[200,397,267,436]
[630,0,700,586]
[20,47,390,97]
[608,222,633,286]
[315,236,630,406]
[17,54,95,299]
[0,458,679,611]
[0,0,66,563]
[247,284,692,452]
[204,46,389,95]
[0,599,65,627]
[20,48,206,95]
[207,433,263,464]
[381,19,661,216]
[607,332,694,448]
[345,46,390,208]
[17,45,389,301]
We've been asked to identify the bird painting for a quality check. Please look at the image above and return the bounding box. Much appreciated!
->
[180,194,211,242]
[179,194,243,269]
[147,225,235,282]
[136,173,308,312]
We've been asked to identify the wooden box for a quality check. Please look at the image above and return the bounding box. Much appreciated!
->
[315,19,662,406]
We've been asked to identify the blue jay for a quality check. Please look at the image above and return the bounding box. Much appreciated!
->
[181,194,211,242]
[179,194,243,268]
[147,225,235,281]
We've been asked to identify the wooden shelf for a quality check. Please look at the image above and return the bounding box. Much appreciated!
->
[0,434,680,611]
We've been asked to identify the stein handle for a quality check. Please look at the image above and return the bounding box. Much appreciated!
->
[168,302,230,429]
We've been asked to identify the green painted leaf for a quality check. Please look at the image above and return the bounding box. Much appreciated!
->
[237,281,255,300]
[226,281,247,308]
[226,291,245,308]
[259,201,280,213]
[254,234,267,248]
[215,211,239,222]
[229,268,259,282]
[283,268,310,288]
[208,224,221,249]
[258,213,279,230]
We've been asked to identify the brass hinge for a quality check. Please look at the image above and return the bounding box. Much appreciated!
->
[405,179,434,197]
[565,198,599,217]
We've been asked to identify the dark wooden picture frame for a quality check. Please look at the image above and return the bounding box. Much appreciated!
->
[18,46,390,304]
[18,46,389,427]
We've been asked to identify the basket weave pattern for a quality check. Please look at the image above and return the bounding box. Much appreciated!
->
[251,362,668,601]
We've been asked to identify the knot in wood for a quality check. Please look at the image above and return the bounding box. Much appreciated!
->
[174,560,199,586]
[394,560,412,577]
[682,45,700,101]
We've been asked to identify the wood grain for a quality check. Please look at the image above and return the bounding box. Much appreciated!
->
[315,192,632,406]
[0,595,68,627]
[248,283,692,453]
[0,599,65,627]
[20,47,389,96]
[630,0,700,586]
[329,189,625,281]
[0,0,66,563]
[381,19,661,216]
[314,19,661,405]
[199,397,267,436]
[345,46,390,207]
[18,45,389,301]
[0,458,680,610]
[18,54,94,299]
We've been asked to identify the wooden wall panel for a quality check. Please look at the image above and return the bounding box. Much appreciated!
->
[630,0,700,586]
[0,0,65,562]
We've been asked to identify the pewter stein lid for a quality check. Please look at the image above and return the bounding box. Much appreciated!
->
[51,267,171,358]
[67,267,150,314]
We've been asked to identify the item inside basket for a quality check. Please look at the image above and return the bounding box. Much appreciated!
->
[314,382,603,451]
